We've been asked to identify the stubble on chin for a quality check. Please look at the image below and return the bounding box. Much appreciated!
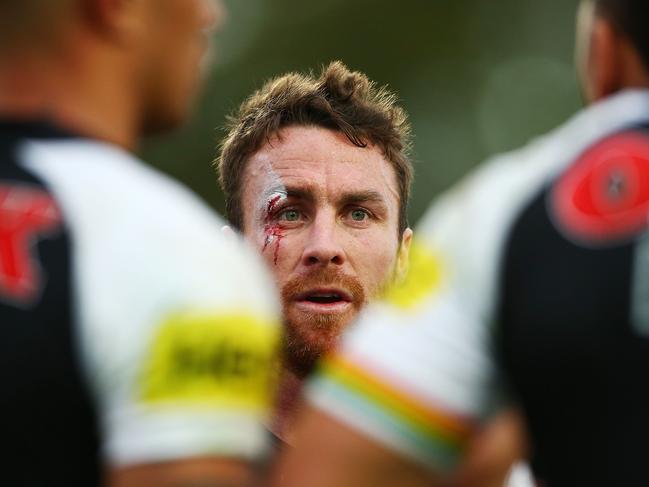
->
[280,269,365,378]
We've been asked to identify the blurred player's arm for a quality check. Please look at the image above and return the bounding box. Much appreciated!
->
[272,352,527,487]
[272,364,516,487]
[110,457,253,487]
[80,207,282,487]
[269,247,502,486]
[272,158,535,487]
[449,408,529,487]
[101,305,280,487]
[273,407,438,487]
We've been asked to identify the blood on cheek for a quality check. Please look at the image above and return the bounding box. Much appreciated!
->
[263,223,285,266]
[262,194,286,266]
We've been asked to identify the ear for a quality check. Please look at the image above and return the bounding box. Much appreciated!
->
[81,0,147,43]
[587,14,623,101]
[395,228,413,282]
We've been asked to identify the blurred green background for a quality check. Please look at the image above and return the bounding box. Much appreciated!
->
[141,0,581,225]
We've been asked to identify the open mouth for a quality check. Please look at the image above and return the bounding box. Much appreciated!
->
[305,293,345,304]
[295,289,353,306]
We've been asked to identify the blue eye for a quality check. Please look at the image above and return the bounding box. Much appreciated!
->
[279,209,301,222]
[350,209,369,221]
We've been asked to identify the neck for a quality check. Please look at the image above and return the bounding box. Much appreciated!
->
[0,42,141,150]
[268,368,305,446]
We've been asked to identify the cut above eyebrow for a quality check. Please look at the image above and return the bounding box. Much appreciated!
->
[261,186,288,199]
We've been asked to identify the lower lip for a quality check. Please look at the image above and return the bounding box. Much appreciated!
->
[293,300,352,314]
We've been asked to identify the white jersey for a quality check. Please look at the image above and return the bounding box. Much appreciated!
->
[306,90,649,484]
[0,120,280,484]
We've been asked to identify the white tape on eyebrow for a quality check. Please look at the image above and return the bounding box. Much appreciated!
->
[262,190,288,247]
[251,158,287,245]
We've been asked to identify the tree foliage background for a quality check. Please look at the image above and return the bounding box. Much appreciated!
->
[142,0,580,224]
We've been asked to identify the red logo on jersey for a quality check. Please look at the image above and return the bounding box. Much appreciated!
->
[0,185,62,305]
[553,131,649,244]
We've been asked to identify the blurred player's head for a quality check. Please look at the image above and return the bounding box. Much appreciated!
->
[130,0,225,133]
[576,0,649,103]
[0,0,224,141]
[217,62,413,377]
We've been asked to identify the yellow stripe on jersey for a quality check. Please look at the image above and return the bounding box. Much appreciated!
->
[139,311,280,413]
[383,240,444,311]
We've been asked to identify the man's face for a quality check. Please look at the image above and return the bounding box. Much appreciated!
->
[241,125,411,376]
[138,0,225,132]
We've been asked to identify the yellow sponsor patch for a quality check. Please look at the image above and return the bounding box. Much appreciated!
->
[140,311,280,413]
[383,241,444,311]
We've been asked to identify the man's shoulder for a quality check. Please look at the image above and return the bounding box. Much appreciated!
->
[20,137,224,242]
[20,136,279,354]
[420,89,649,248]
[410,112,593,321]
[420,127,569,243]
[17,137,278,307]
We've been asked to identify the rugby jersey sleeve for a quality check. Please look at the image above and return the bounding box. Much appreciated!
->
[305,171,508,473]
[21,141,282,467]
[94,228,282,467]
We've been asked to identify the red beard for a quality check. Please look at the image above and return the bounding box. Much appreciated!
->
[280,267,365,377]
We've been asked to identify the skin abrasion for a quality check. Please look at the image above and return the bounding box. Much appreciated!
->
[262,190,288,265]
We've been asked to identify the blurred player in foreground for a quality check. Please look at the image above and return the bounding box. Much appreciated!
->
[0,1,281,486]
[274,0,649,485]
[216,62,413,444]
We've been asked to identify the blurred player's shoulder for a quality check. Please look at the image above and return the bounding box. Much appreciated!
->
[420,120,579,250]
[16,134,281,467]
[421,90,649,248]
[414,91,649,319]
[20,137,270,282]
[414,130,568,320]
[21,137,223,242]
[20,135,278,337]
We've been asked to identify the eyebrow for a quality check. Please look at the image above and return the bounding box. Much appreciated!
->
[281,187,386,205]
[268,186,388,212]
[283,187,316,203]
[337,190,387,208]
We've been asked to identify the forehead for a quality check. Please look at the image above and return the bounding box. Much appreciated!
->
[243,125,400,203]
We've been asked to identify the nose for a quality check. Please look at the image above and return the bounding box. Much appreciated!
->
[300,213,346,268]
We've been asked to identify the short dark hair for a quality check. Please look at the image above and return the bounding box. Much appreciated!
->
[594,0,649,69]
[216,61,413,235]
